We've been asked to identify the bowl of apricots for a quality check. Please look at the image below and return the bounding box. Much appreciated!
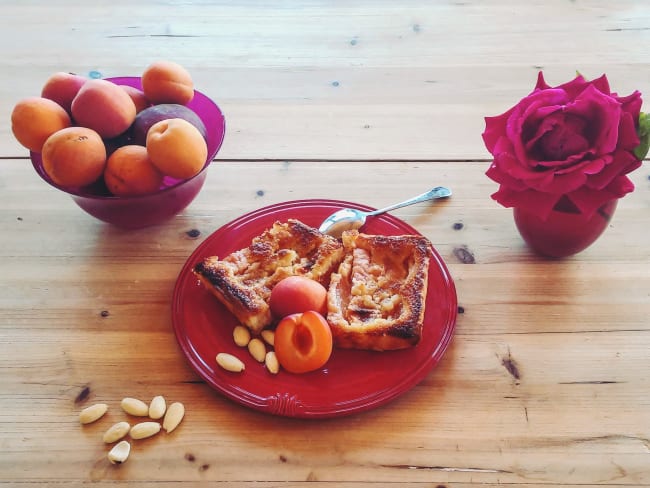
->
[11,60,226,229]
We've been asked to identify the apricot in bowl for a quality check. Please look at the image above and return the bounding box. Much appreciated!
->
[30,76,226,229]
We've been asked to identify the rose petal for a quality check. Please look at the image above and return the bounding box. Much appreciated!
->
[534,71,550,91]
[535,150,594,170]
[616,90,642,120]
[482,110,513,153]
[509,90,568,165]
[551,73,591,99]
[536,168,588,194]
[565,85,621,154]
[617,111,641,150]
[567,181,629,218]
[527,112,591,161]
[491,187,560,218]
[586,74,611,96]
[573,156,607,176]
[585,150,641,190]
[492,135,515,158]
[486,154,534,190]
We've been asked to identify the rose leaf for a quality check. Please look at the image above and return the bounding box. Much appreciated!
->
[633,112,650,160]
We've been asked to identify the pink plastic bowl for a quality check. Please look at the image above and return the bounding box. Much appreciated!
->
[30,76,226,229]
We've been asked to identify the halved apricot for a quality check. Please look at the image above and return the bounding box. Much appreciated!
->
[274,311,333,374]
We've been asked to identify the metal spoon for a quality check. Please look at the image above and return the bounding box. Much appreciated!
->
[319,186,452,238]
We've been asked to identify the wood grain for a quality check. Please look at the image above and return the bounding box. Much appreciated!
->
[1,158,649,485]
[1,1,650,486]
[1,1,649,160]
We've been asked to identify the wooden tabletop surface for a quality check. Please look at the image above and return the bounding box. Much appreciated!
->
[1,1,649,486]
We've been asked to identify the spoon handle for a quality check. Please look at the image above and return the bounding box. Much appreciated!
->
[365,186,452,216]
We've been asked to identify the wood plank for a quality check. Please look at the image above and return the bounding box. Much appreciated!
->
[1,159,649,484]
[1,1,649,159]
[2,1,650,485]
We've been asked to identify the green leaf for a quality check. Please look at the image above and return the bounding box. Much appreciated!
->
[634,112,650,160]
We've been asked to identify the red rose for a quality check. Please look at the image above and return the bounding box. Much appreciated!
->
[483,72,644,218]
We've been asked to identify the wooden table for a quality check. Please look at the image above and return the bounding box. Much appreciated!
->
[1,2,649,486]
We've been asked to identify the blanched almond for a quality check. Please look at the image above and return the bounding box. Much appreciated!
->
[79,403,108,424]
[216,352,245,372]
[130,421,161,440]
[121,397,149,416]
[265,351,280,374]
[148,395,166,420]
[108,440,131,464]
[233,325,251,347]
[103,421,131,443]
[247,338,266,363]
[261,329,275,347]
[162,401,185,433]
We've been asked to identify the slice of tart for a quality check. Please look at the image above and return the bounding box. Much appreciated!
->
[327,230,431,351]
[193,219,344,334]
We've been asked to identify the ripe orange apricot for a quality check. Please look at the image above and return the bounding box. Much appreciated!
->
[132,103,207,146]
[104,145,164,197]
[41,71,87,113]
[274,311,333,374]
[146,118,207,179]
[11,97,71,152]
[269,276,328,319]
[41,127,107,187]
[141,60,194,105]
[71,79,136,139]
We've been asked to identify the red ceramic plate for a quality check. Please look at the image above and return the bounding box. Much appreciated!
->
[172,199,457,418]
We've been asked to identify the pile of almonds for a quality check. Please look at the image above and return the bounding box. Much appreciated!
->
[216,326,279,374]
[78,395,185,465]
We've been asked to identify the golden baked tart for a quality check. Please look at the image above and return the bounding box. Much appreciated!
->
[193,219,344,334]
[327,230,431,351]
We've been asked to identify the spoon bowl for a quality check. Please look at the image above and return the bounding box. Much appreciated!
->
[319,186,452,238]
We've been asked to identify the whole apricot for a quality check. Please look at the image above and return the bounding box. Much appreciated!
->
[146,118,208,179]
[11,97,72,152]
[131,103,207,146]
[141,60,194,105]
[120,85,150,114]
[71,79,136,139]
[41,127,107,187]
[104,145,164,196]
[41,72,87,113]
[269,276,328,318]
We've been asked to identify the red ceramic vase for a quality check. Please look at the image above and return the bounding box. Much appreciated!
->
[513,198,618,258]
